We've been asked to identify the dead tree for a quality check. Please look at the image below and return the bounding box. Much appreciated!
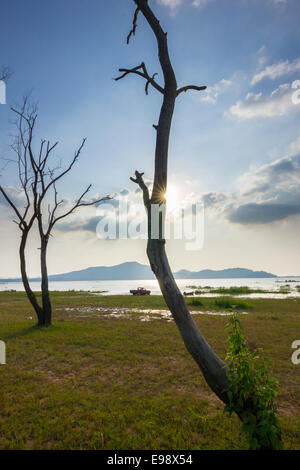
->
[116,0,228,402]
[0,98,110,326]
[116,0,280,448]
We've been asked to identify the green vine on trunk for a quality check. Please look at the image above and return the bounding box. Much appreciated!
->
[223,315,282,450]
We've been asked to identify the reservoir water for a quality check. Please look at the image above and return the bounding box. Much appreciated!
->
[1,277,300,298]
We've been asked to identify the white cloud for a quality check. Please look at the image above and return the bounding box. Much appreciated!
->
[251,58,300,85]
[156,0,182,9]
[194,148,300,225]
[228,152,300,224]
[229,83,296,119]
[0,185,27,208]
[156,0,287,12]
[238,154,300,196]
[156,0,286,13]
[256,45,268,68]
[289,137,300,156]
[156,0,214,11]
[192,0,214,8]
[200,78,233,104]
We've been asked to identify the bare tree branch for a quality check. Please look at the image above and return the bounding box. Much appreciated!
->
[130,170,150,208]
[41,138,86,200]
[177,85,207,96]
[115,62,164,95]
[127,6,140,44]
[46,190,111,236]
[0,66,13,82]
[0,185,26,229]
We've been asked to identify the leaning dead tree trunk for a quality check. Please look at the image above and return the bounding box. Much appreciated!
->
[118,3,282,449]
[117,0,230,403]
[0,98,110,326]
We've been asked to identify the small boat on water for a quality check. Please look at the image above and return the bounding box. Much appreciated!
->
[130,287,151,296]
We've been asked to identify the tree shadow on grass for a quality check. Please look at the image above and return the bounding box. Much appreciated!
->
[4,323,52,341]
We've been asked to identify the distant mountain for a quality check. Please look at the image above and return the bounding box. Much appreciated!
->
[174,267,277,279]
[49,262,153,281]
[0,262,276,282]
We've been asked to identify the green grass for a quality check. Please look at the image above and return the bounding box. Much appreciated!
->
[187,298,204,307]
[213,297,253,310]
[186,296,251,310]
[186,285,296,295]
[0,291,300,450]
[207,286,270,295]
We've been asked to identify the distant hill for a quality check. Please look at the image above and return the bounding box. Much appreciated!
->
[50,262,152,281]
[0,262,276,282]
[175,267,277,279]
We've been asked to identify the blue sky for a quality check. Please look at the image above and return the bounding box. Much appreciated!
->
[0,0,300,277]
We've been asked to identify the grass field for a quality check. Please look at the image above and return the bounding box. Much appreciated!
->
[0,291,299,450]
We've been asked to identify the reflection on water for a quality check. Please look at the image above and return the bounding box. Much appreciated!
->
[63,306,249,321]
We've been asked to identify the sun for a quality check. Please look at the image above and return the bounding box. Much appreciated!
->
[164,185,178,210]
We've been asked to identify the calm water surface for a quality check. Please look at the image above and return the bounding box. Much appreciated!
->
[1,277,300,298]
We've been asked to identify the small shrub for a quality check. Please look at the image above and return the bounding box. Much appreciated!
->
[213,297,252,310]
[187,298,203,307]
[214,298,233,310]
[223,315,282,450]
[279,285,291,294]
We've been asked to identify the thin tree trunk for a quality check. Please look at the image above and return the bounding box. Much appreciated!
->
[19,230,43,325]
[40,238,52,326]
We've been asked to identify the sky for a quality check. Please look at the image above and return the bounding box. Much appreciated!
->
[0,0,300,277]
